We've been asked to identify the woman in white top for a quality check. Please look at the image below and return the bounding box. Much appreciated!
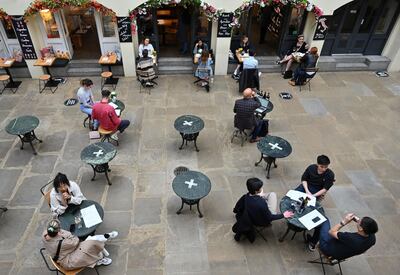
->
[50,173,86,216]
[76,78,98,129]
[138,37,154,57]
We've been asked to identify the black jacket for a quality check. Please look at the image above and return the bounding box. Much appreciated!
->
[233,97,260,130]
[233,194,283,227]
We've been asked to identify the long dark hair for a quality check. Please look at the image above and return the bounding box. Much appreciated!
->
[53,173,70,193]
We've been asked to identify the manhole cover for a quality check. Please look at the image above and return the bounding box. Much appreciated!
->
[174,166,189,176]
[64,98,78,106]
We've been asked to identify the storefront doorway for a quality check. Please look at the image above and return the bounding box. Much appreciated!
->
[63,7,101,59]
[136,5,211,57]
[230,5,307,56]
[322,0,400,55]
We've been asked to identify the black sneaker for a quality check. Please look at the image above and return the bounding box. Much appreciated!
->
[275,60,281,65]
[234,233,241,242]
[306,234,316,252]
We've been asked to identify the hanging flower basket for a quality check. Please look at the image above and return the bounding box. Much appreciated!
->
[24,0,116,20]
[232,0,323,28]
[129,0,223,35]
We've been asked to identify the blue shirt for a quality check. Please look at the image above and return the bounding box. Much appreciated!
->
[243,56,258,69]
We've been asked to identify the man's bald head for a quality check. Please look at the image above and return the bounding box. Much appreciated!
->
[243,88,253,98]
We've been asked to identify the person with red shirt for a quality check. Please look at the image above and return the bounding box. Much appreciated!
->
[92,90,130,140]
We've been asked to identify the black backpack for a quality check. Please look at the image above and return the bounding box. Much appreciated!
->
[258,120,269,137]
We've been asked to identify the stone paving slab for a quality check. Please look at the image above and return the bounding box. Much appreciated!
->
[0,72,399,274]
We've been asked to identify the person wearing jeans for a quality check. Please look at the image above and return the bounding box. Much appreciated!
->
[295,155,335,199]
[92,90,130,141]
[307,213,378,261]
[76,78,99,130]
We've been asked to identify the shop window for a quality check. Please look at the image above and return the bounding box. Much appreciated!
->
[287,7,304,36]
[375,0,399,34]
[102,16,116,37]
[40,10,60,38]
[1,19,17,39]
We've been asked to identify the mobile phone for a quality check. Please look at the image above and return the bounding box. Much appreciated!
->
[69,223,76,232]
[352,216,360,222]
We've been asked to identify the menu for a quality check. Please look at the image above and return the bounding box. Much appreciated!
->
[117,16,132,43]
[217,13,233,38]
[313,16,330,41]
[267,9,283,38]
[11,16,37,60]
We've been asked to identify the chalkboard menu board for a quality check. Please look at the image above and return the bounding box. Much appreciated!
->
[267,10,284,38]
[11,16,37,60]
[217,13,233,38]
[313,16,330,40]
[117,17,132,43]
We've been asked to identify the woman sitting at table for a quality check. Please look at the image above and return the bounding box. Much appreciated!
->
[50,173,86,217]
[138,37,154,58]
[193,39,209,55]
[42,220,118,270]
[232,35,253,78]
[77,78,98,130]
[276,34,309,78]
[289,47,319,86]
[194,51,213,92]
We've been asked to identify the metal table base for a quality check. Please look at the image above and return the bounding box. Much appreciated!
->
[176,198,204,218]
[179,132,200,152]
[17,130,42,155]
[89,163,112,185]
[255,153,277,179]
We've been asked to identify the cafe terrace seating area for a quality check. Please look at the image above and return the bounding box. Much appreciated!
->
[0,71,399,275]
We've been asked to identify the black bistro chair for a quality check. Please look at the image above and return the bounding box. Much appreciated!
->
[308,245,346,275]
[299,67,319,92]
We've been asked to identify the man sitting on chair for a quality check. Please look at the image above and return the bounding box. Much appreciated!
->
[307,213,378,260]
[233,178,293,242]
[92,90,130,141]
[137,49,157,87]
[295,155,335,199]
[233,88,263,143]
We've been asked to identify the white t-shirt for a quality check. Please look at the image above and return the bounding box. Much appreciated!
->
[138,43,154,57]
[77,87,93,108]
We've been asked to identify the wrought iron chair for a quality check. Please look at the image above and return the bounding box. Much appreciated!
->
[308,246,346,275]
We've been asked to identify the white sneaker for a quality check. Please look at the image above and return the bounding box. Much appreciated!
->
[96,257,112,266]
[107,231,118,239]
[111,133,118,141]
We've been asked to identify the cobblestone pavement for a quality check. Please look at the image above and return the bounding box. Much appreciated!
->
[0,71,400,275]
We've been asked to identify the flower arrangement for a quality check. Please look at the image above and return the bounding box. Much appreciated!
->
[24,0,116,20]
[0,7,9,20]
[129,0,222,35]
[232,0,323,27]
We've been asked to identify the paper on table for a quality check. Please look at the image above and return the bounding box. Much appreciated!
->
[80,204,102,228]
[4,60,12,65]
[298,209,327,230]
[102,57,108,62]
[115,109,121,116]
[286,190,316,207]
[108,102,118,109]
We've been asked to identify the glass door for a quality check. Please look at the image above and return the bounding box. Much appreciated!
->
[364,0,400,54]
[331,0,365,53]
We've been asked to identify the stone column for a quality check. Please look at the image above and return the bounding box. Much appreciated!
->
[25,16,47,79]
[383,15,400,72]
[120,42,136,77]
[214,36,231,75]
[210,20,217,52]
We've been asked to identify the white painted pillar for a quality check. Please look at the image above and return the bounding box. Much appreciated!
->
[25,16,47,79]
[120,42,136,76]
[214,37,231,75]
[383,15,400,72]
[210,20,217,52]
